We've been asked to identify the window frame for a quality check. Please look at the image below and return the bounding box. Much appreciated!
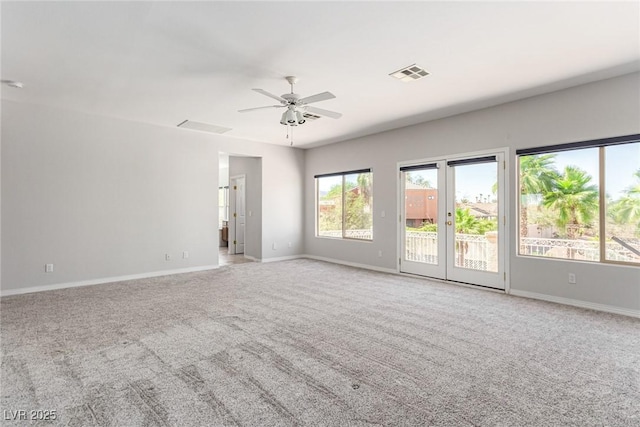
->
[315,168,373,241]
[516,134,640,267]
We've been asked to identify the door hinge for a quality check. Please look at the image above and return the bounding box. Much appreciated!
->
[233,240,237,245]
[503,215,506,226]
[399,257,401,265]
[234,185,237,190]
[233,212,237,218]
[504,272,506,281]
[503,160,506,169]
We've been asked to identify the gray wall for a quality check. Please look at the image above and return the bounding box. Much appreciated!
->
[304,72,640,313]
[1,100,304,293]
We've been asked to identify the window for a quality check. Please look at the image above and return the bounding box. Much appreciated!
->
[517,135,639,265]
[218,186,229,228]
[316,169,373,240]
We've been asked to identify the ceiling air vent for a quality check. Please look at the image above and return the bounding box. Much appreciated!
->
[389,64,429,82]
[177,120,231,134]
[302,112,322,121]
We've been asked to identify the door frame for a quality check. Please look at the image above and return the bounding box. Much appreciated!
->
[228,174,246,255]
[397,147,510,292]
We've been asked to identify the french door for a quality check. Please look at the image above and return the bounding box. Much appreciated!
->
[400,151,506,290]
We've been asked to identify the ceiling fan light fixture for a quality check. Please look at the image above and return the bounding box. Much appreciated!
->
[280,111,288,125]
[296,111,306,124]
[285,108,297,124]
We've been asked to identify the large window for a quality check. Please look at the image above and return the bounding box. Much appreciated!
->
[316,169,373,240]
[517,135,639,265]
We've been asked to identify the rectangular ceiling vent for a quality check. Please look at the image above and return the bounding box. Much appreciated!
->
[177,120,232,134]
[389,64,429,82]
[302,112,321,121]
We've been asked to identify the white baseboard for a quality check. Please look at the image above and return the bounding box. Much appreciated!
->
[509,289,640,318]
[260,255,304,263]
[0,265,219,297]
[302,254,396,274]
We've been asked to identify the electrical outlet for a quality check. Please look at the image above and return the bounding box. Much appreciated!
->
[45,264,54,273]
[568,273,576,284]
[378,250,383,257]
[272,243,277,250]
[288,242,292,248]
[165,254,171,261]
[183,251,189,259]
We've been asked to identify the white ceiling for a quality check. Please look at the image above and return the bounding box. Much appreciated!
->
[2,1,639,148]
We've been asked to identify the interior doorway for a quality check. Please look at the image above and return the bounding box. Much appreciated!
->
[399,150,507,290]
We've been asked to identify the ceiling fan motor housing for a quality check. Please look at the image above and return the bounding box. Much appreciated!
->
[281,93,300,104]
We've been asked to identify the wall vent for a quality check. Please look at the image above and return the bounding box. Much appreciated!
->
[389,64,429,82]
[302,112,321,121]
[177,120,232,134]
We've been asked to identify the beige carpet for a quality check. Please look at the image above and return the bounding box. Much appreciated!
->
[1,259,638,426]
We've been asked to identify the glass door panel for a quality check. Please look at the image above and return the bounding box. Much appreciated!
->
[400,162,446,279]
[446,154,505,289]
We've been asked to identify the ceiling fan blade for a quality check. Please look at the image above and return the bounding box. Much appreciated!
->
[238,105,284,113]
[306,106,342,119]
[299,91,336,105]
[252,88,286,103]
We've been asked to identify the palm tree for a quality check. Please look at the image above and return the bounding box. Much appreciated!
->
[455,208,477,233]
[610,169,640,235]
[543,166,599,240]
[356,173,372,203]
[519,154,558,238]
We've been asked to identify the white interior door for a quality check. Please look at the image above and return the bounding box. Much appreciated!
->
[231,175,246,254]
[400,151,506,290]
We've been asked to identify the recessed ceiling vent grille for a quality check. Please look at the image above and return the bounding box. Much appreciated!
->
[177,120,232,134]
[389,64,429,82]
[302,112,322,121]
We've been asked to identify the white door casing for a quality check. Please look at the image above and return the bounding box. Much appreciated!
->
[229,175,246,255]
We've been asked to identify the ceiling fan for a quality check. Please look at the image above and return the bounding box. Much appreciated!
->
[238,76,342,126]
